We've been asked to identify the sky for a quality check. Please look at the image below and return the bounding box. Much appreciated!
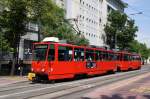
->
[122,0,150,48]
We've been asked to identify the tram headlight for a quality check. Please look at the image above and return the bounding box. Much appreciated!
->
[51,68,53,72]
[42,68,45,72]
[31,68,34,72]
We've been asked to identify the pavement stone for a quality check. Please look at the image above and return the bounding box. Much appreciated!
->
[0,76,28,87]
[83,72,150,99]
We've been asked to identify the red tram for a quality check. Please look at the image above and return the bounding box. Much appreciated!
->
[28,38,141,81]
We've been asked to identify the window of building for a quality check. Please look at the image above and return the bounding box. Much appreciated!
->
[86,18,88,21]
[74,48,84,61]
[83,16,85,19]
[83,1,84,5]
[80,0,82,3]
[58,46,73,61]
[86,3,88,6]
[107,5,114,13]
[48,44,55,61]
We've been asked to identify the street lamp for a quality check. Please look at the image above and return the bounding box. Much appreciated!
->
[129,12,143,16]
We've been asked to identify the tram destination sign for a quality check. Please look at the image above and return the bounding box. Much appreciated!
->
[35,45,48,49]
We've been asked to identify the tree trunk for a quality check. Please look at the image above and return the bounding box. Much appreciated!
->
[10,53,17,76]
[10,41,20,76]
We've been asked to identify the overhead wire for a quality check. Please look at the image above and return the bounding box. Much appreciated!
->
[127,4,150,18]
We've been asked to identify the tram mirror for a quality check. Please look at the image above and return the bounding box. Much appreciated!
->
[69,50,73,55]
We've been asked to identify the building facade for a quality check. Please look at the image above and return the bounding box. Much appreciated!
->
[0,0,126,75]
[54,0,125,47]
[18,0,125,60]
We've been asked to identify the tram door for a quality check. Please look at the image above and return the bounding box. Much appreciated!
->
[85,49,97,70]
[74,48,85,73]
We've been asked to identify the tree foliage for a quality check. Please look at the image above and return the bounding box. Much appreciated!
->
[129,40,150,60]
[28,0,89,45]
[0,0,28,52]
[0,0,28,75]
[0,0,89,53]
[104,10,138,50]
[0,32,12,52]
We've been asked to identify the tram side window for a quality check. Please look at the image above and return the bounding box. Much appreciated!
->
[131,56,134,61]
[129,56,132,61]
[85,50,95,61]
[133,56,141,61]
[58,46,73,61]
[95,51,102,61]
[102,52,108,61]
[74,48,84,61]
[114,54,120,61]
[137,56,141,61]
[108,53,114,61]
[48,44,55,61]
[117,54,120,60]
[123,54,129,61]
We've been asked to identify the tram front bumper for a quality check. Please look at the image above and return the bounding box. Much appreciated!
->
[28,73,36,81]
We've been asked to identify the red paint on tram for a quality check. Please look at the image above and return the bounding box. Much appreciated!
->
[30,42,142,81]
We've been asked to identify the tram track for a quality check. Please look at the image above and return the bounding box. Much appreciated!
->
[28,70,150,99]
[0,69,144,93]
[0,66,149,99]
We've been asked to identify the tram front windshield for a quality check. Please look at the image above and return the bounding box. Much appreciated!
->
[33,44,48,61]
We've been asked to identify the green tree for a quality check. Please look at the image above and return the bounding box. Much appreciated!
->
[28,0,89,45]
[129,40,141,53]
[0,0,11,52]
[129,40,150,62]
[0,0,28,75]
[0,32,12,52]
[104,10,138,50]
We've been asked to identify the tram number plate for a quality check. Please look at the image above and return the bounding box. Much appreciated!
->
[86,62,96,69]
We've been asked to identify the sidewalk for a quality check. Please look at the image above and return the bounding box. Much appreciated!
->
[0,76,28,87]
[83,72,150,99]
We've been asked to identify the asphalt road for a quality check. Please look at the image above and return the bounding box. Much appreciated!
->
[0,65,149,99]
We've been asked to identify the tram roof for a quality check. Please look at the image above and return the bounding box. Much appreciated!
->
[33,42,117,52]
